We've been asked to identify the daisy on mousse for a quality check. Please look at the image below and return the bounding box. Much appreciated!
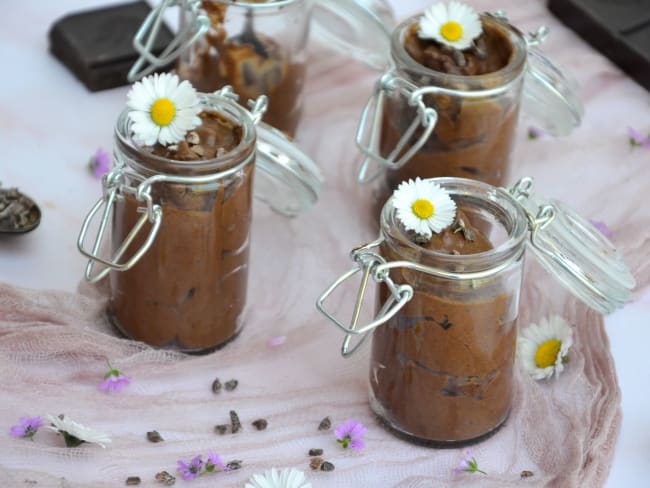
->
[126,73,201,146]
[419,1,482,51]
[393,177,457,239]
[518,315,573,380]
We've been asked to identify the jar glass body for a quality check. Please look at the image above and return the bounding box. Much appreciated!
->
[369,178,528,446]
[376,15,527,210]
[177,0,308,136]
[108,96,256,353]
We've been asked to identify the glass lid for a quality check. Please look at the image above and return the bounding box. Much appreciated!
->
[255,122,323,217]
[510,178,635,315]
[310,0,395,71]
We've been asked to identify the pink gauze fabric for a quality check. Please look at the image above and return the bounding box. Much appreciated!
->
[0,257,624,487]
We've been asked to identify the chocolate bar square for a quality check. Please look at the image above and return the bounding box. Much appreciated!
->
[49,1,175,91]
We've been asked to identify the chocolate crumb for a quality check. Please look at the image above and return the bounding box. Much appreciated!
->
[186,131,200,145]
[309,457,324,470]
[318,416,331,431]
[520,470,534,479]
[146,430,164,443]
[225,379,238,391]
[154,471,176,485]
[211,378,222,394]
[251,419,267,431]
[308,448,323,456]
[320,461,335,472]
[215,424,229,435]
[125,477,141,486]
[226,460,243,471]
[230,410,242,433]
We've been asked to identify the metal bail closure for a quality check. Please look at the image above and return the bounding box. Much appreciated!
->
[316,239,414,357]
[128,0,209,82]
[509,177,635,315]
[355,71,438,184]
[77,167,163,284]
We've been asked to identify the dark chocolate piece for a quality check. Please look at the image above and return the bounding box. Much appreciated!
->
[548,0,650,91]
[48,1,174,91]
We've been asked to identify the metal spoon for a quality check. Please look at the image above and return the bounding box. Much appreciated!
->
[232,9,268,59]
[0,186,41,234]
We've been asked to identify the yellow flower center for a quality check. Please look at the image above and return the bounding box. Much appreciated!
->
[412,199,435,220]
[535,339,562,369]
[150,98,176,127]
[440,21,463,42]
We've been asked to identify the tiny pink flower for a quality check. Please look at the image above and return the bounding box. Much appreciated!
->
[334,419,367,452]
[177,454,204,480]
[10,416,42,440]
[98,361,131,393]
[453,449,486,475]
[267,336,286,348]
[527,126,544,140]
[88,148,111,179]
[205,450,225,472]
[627,127,650,150]
[589,219,613,239]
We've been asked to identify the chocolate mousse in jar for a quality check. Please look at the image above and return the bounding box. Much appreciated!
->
[78,75,322,353]
[317,176,634,446]
[129,0,309,137]
[356,2,583,214]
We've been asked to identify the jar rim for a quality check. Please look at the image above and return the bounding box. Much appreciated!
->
[210,0,303,9]
[380,177,529,272]
[390,14,528,89]
[114,93,256,177]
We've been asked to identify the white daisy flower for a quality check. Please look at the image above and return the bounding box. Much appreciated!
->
[126,73,201,146]
[418,1,482,50]
[518,316,573,380]
[392,177,457,238]
[245,467,312,488]
[46,414,112,448]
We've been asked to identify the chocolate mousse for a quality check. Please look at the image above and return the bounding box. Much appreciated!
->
[370,210,516,444]
[177,1,305,136]
[109,111,254,352]
[377,17,522,210]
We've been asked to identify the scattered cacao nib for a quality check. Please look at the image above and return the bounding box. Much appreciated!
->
[224,379,238,391]
[320,461,335,472]
[125,477,141,486]
[309,457,324,471]
[154,471,176,485]
[230,410,242,433]
[211,378,222,394]
[226,460,243,471]
[318,416,331,431]
[251,419,267,431]
[521,470,534,479]
[308,448,323,456]
[146,430,164,443]
[215,424,229,435]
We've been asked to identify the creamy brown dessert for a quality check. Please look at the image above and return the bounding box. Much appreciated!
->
[370,211,516,444]
[108,111,253,352]
[177,1,305,136]
[377,16,523,211]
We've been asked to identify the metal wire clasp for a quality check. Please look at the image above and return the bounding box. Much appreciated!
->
[316,238,414,357]
[355,71,439,184]
[128,0,210,81]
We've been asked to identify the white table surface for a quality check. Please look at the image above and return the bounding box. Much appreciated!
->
[1,0,648,486]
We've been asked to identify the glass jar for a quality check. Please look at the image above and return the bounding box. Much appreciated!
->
[355,12,583,213]
[78,88,322,353]
[317,177,634,446]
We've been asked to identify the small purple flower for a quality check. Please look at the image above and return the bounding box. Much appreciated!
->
[205,450,225,472]
[88,148,111,179]
[627,127,650,150]
[98,361,131,393]
[334,419,367,452]
[527,126,544,140]
[589,219,613,239]
[453,449,486,475]
[267,335,286,348]
[10,416,42,440]
[177,454,204,480]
